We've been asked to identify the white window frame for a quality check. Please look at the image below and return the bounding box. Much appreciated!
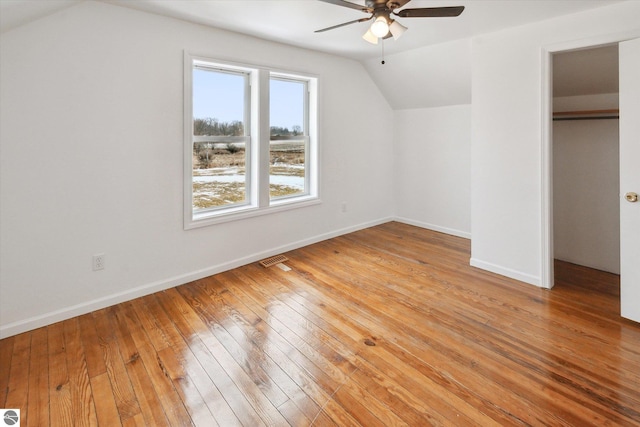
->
[269,73,311,202]
[192,65,252,211]
[184,52,320,229]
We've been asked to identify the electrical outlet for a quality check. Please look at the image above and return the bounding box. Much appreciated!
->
[92,254,105,271]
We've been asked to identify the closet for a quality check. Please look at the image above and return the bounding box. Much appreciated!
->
[552,44,620,274]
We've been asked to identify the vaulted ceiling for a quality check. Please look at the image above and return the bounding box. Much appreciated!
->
[0,0,624,109]
[1,0,622,61]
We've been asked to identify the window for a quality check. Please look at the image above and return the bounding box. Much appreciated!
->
[192,67,250,210]
[184,54,319,229]
[270,76,309,200]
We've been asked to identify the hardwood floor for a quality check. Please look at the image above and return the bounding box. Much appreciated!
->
[1,221,639,426]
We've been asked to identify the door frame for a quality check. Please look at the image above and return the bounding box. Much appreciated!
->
[540,30,640,289]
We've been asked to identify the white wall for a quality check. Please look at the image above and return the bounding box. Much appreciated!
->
[394,105,471,237]
[0,1,395,337]
[366,38,472,237]
[470,1,640,286]
[553,94,620,274]
[553,118,620,273]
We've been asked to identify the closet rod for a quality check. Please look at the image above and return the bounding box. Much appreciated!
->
[553,108,619,121]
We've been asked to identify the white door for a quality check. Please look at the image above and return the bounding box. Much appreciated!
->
[619,38,640,323]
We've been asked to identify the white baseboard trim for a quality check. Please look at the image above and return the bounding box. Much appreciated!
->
[0,216,393,339]
[393,217,471,239]
[469,257,541,287]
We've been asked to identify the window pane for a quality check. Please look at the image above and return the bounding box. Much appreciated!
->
[193,69,246,136]
[270,78,306,200]
[192,68,249,211]
[192,140,248,210]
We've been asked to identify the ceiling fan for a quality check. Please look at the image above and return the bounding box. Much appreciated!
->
[315,0,464,44]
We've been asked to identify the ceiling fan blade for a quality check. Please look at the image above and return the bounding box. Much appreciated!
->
[395,6,464,18]
[318,0,372,13]
[315,16,372,33]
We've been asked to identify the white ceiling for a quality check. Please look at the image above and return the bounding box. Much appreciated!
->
[0,0,625,61]
[0,0,82,33]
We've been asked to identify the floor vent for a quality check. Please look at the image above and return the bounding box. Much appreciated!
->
[259,255,289,268]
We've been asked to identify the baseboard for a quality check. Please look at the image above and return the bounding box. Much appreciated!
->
[469,257,541,287]
[0,216,393,339]
[393,217,471,239]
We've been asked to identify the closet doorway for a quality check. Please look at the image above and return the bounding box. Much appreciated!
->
[552,45,620,278]
[545,36,640,323]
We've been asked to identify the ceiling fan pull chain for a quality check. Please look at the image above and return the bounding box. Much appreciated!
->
[381,38,385,65]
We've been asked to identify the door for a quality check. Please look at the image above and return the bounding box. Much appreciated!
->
[619,38,640,323]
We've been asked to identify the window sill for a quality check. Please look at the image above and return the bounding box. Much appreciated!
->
[185,196,321,230]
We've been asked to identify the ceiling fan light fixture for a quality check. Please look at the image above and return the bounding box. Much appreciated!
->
[389,20,407,40]
[315,0,464,47]
[362,28,379,44]
[370,16,390,38]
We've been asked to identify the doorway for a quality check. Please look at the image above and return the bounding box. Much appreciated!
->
[551,45,620,277]
[542,35,640,323]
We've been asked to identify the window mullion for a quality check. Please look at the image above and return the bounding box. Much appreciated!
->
[254,69,271,208]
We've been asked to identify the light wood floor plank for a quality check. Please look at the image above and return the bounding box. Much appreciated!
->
[221,270,358,404]
[182,279,291,408]
[62,318,97,426]
[217,279,338,422]
[118,301,195,426]
[89,372,122,427]
[154,288,242,427]
[48,321,72,427]
[109,305,171,427]
[3,332,31,420]
[26,328,49,427]
[141,294,221,427]
[78,313,106,380]
[177,281,291,426]
[1,222,639,426]
[211,272,329,420]
[129,296,218,426]
[90,308,141,422]
[0,335,15,408]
